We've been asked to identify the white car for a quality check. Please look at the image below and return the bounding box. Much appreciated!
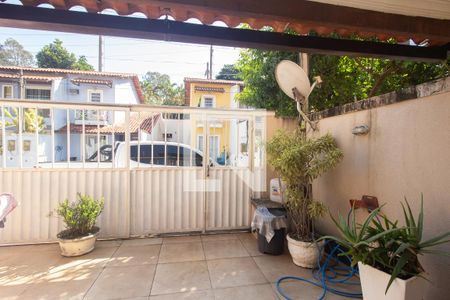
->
[114,141,212,168]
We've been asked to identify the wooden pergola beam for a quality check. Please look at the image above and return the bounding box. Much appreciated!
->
[0,4,448,62]
[133,0,450,44]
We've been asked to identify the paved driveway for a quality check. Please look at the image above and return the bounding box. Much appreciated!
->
[0,233,358,299]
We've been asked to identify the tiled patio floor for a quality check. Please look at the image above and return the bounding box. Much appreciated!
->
[0,233,359,300]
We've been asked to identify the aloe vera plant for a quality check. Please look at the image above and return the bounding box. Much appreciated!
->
[320,195,450,293]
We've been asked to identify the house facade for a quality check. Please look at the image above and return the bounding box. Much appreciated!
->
[183,78,249,166]
[0,66,144,167]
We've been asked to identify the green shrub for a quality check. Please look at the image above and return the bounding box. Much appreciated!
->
[54,193,104,239]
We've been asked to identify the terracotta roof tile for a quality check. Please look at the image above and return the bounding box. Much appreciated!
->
[0,65,145,104]
[71,78,113,87]
[0,65,136,78]
[10,0,449,45]
[184,78,244,85]
[91,113,161,134]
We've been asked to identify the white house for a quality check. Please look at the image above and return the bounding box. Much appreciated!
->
[0,65,146,167]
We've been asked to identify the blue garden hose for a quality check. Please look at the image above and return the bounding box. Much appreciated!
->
[275,241,363,300]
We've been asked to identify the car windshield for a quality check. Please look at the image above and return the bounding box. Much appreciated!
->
[130,145,203,166]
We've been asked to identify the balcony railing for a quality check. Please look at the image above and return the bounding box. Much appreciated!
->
[74,109,109,125]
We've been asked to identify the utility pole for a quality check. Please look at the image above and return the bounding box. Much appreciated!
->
[209,45,213,79]
[205,62,209,79]
[98,35,104,72]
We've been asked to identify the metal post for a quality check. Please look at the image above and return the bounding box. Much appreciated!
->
[203,114,209,233]
[1,105,5,168]
[111,114,115,169]
[97,109,100,168]
[137,112,141,168]
[81,109,85,168]
[18,106,23,168]
[35,107,39,167]
[124,109,130,169]
[299,52,310,113]
[66,109,70,167]
[51,108,55,167]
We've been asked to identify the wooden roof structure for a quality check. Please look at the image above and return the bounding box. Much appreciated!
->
[0,0,449,61]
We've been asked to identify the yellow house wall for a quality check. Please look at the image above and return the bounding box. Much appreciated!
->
[189,82,234,154]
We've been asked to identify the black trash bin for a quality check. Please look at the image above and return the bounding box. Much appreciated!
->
[255,207,287,255]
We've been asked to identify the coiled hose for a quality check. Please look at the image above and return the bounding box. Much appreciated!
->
[275,241,362,300]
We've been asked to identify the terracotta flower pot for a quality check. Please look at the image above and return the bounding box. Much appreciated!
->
[286,233,324,268]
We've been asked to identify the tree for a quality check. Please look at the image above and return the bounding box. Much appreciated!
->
[0,38,34,67]
[36,39,94,70]
[140,71,185,105]
[1,108,45,133]
[236,49,298,116]
[236,34,449,116]
[72,55,94,71]
[216,64,241,80]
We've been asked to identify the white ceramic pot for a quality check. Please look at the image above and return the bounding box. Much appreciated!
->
[358,262,426,300]
[286,234,324,268]
[58,231,99,257]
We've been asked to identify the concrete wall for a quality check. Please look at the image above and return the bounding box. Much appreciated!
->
[309,78,450,299]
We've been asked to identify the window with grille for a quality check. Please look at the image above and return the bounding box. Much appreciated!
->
[25,88,51,100]
[202,96,215,108]
[2,85,13,99]
[88,90,103,102]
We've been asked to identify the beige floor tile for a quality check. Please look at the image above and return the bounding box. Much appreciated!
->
[122,238,163,246]
[253,254,312,283]
[203,239,249,260]
[107,244,160,267]
[207,257,267,289]
[163,235,201,244]
[18,267,103,300]
[158,242,204,264]
[1,250,63,279]
[238,233,264,256]
[214,284,279,300]
[151,261,211,295]
[96,240,123,248]
[84,265,156,300]
[200,233,240,242]
[271,280,327,300]
[51,246,118,272]
[0,280,32,300]
[149,290,214,300]
[0,243,59,256]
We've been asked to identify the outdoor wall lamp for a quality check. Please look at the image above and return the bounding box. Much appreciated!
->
[352,125,370,135]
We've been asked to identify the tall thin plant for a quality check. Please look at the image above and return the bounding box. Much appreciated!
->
[267,130,343,241]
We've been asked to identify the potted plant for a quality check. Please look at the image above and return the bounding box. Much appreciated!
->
[267,130,343,268]
[321,196,450,300]
[52,193,104,257]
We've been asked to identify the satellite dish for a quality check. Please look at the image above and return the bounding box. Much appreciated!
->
[275,60,322,131]
[275,60,311,99]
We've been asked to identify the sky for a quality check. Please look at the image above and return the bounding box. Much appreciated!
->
[0,2,243,85]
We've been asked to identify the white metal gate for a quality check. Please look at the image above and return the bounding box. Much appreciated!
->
[0,100,267,244]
